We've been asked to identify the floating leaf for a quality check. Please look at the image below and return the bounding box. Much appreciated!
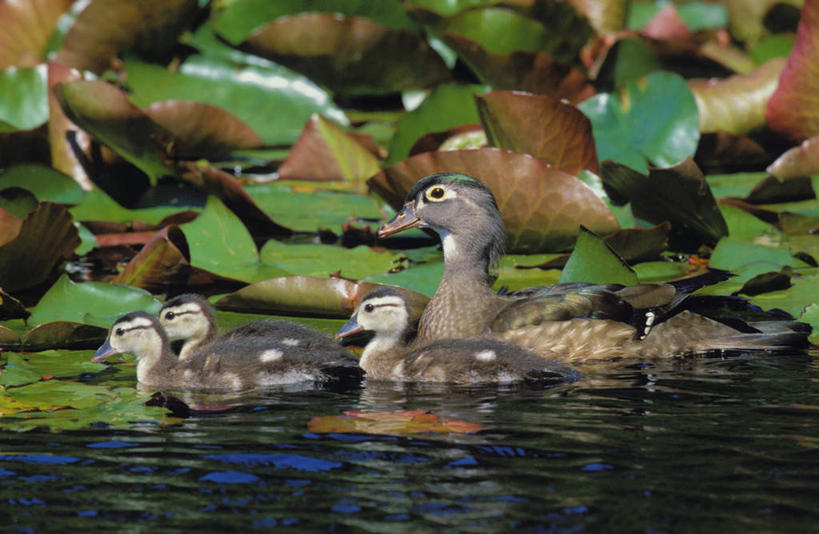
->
[709,237,801,272]
[0,65,48,132]
[767,136,819,180]
[689,58,786,135]
[0,163,84,204]
[21,322,108,351]
[0,289,27,321]
[215,276,428,319]
[568,0,628,35]
[765,0,819,141]
[370,148,619,253]
[277,115,381,184]
[600,159,728,248]
[0,0,75,70]
[57,0,198,73]
[476,90,598,175]
[3,351,105,382]
[243,13,450,95]
[578,71,700,173]
[70,189,199,226]
[559,227,638,285]
[364,262,445,297]
[260,241,399,280]
[0,202,79,292]
[143,100,263,159]
[47,61,91,188]
[308,410,483,435]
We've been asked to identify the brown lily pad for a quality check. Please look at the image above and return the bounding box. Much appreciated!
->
[215,276,429,319]
[21,321,107,351]
[0,0,75,70]
[409,124,487,157]
[144,100,263,159]
[0,202,80,292]
[369,148,618,253]
[767,136,819,179]
[47,61,93,190]
[242,13,450,95]
[765,1,819,141]
[476,91,598,175]
[57,0,199,73]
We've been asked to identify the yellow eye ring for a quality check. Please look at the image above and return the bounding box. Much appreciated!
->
[426,186,446,201]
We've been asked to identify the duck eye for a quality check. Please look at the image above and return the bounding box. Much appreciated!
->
[115,328,124,336]
[364,304,374,313]
[164,311,175,320]
[427,186,446,201]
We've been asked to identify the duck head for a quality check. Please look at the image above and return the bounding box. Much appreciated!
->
[158,294,216,346]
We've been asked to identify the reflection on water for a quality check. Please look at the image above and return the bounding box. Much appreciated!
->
[2,351,818,531]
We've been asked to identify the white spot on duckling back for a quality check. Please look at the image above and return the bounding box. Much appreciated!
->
[475,349,497,362]
[282,338,301,346]
[260,349,283,363]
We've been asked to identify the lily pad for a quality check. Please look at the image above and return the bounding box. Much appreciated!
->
[475,91,598,175]
[0,163,84,204]
[308,410,483,435]
[709,237,802,272]
[70,189,199,225]
[46,61,90,189]
[0,0,75,70]
[578,71,700,173]
[260,241,399,280]
[370,148,619,253]
[3,351,105,381]
[21,322,108,351]
[0,65,48,132]
[363,262,445,297]
[767,136,819,180]
[559,227,638,285]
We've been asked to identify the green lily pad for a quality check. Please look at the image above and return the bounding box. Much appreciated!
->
[70,189,198,225]
[720,204,781,242]
[633,261,693,282]
[3,351,104,382]
[0,358,42,388]
[559,227,638,285]
[124,55,347,146]
[709,237,803,272]
[363,262,444,297]
[28,275,161,328]
[0,65,48,132]
[747,271,819,320]
[0,163,84,204]
[260,241,399,280]
[21,322,108,351]
[579,71,700,173]
[801,303,819,344]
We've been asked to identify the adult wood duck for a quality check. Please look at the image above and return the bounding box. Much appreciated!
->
[335,287,579,384]
[376,173,810,362]
[93,312,359,390]
[159,294,354,364]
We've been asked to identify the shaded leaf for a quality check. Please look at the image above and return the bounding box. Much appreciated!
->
[308,410,483,435]
[578,71,700,173]
[476,90,598,175]
[55,80,173,184]
[370,148,619,253]
[143,100,263,159]
[744,176,815,205]
[260,241,399,280]
[695,131,771,173]
[689,58,786,135]
[600,159,728,248]
[57,0,198,73]
[28,274,161,328]
[277,115,381,184]
[70,189,199,226]
[0,0,75,70]
[765,0,819,141]
[215,276,428,319]
[767,136,819,179]
[0,202,80,292]
[47,61,92,190]
[0,163,84,204]
[124,55,347,146]
[242,13,450,95]
[113,225,189,291]
[0,289,27,321]
[0,64,48,132]
[21,322,108,351]
[559,227,638,285]
[0,325,20,347]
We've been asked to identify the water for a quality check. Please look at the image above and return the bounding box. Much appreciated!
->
[2,351,817,532]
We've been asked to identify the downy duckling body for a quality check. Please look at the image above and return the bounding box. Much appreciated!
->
[335,287,579,384]
[93,312,358,390]
[376,173,810,362]
[159,294,354,364]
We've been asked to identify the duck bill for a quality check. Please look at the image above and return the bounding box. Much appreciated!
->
[377,202,420,239]
[92,339,120,363]
[335,316,364,341]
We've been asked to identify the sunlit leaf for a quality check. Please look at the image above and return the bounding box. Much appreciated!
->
[0,163,84,204]
[719,204,780,241]
[370,148,619,253]
[476,91,598,175]
[70,189,199,225]
[0,64,48,132]
[600,159,728,248]
[726,0,801,45]
[364,262,444,297]
[747,272,819,321]
[124,56,347,146]
[243,13,450,95]
[28,275,161,328]
[568,0,628,34]
[0,358,42,388]
[802,303,819,344]
[0,0,75,70]
[765,0,819,141]
[308,410,484,435]
[0,202,79,292]
[767,136,819,180]
[3,351,105,381]
[559,227,638,285]
[689,58,786,135]
[578,71,700,173]
[277,115,381,184]
[709,237,803,273]
[260,241,399,280]
[57,0,198,73]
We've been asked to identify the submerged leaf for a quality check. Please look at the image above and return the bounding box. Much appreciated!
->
[308,410,484,435]
[370,148,618,252]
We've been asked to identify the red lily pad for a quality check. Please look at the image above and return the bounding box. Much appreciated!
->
[143,100,263,159]
[308,410,484,435]
[242,13,450,95]
[0,0,74,70]
[277,114,381,184]
[57,0,199,73]
[475,91,599,175]
[369,148,619,253]
[767,136,819,179]
[765,1,819,141]
[0,202,80,292]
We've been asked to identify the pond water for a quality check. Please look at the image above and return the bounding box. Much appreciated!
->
[2,350,817,532]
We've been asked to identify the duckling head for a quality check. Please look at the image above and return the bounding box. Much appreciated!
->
[93,312,170,382]
[378,173,505,270]
[158,294,215,345]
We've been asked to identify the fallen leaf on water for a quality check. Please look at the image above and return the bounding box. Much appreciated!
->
[308,409,484,435]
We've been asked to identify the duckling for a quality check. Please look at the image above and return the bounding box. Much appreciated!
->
[335,287,579,384]
[159,294,353,364]
[92,312,359,390]
[376,173,810,361]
